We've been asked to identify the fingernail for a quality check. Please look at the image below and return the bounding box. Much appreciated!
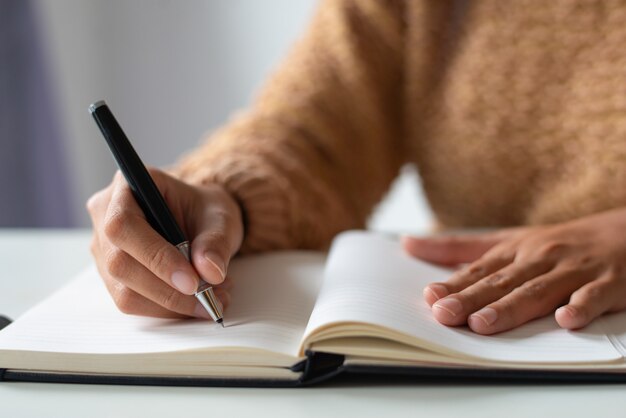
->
[204,251,226,282]
[427,284,449,300]
[556,305,586,329]
[194,303,213,319]
[171,271,198,295]
[556,305,577,320]
[470,307,498,327]
[433,298,463,317]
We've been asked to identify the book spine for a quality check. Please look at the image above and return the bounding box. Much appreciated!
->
[299,351,345,385]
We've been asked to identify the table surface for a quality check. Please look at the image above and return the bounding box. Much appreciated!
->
[1,229,626,418]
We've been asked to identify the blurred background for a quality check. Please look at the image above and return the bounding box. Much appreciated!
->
[0,0,433,233]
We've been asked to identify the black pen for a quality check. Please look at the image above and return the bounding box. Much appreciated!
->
[88,100,224,327]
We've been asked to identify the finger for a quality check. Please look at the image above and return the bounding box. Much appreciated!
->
[86,187,112,225]
[217,276,234,292]
[106,280,187,318]
[100,243,231,316]
[103,180,201,296]
[466,266,589,335]
[555,274,623,330]
[431,260,551,326]
[190,197,244,286]
[96,254,187,319]
[423,248,515,306]
[101,244,212,318]
[402,230,517,266]
[214,289,231,311]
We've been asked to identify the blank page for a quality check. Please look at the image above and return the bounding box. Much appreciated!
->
[303,231,622,363]
[0,252,325,360]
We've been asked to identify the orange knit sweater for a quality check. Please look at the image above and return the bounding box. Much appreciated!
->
[176,0,626,252]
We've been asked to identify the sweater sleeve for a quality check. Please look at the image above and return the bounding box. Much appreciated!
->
[175,0,406,252]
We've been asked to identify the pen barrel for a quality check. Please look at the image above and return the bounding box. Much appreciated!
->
[89,101,186,246]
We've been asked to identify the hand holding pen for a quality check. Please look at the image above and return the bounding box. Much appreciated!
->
[87,101,244,322]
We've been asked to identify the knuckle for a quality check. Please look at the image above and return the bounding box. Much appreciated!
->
[85,194,98,214]
[113,170,125,182]
[466,263,486,276]
[86,189,109,219]
[103,210,128,242]
[158,289,184,311]
[516,280,548,301]
[455,261,489,280]
[535,241,568,259]
[114,286,138,315]
[483,273,516,292]
[105,248,129,279]
[143,242,174,276]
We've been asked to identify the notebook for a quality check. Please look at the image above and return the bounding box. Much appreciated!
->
[2,230,626,387]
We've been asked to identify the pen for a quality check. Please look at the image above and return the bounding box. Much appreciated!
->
[88,100,224,327]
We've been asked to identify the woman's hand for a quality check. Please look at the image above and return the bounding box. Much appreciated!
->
[402,208,626,335]
[87,168,244,319]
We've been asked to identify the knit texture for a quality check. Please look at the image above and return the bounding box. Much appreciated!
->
[176,0,626,252]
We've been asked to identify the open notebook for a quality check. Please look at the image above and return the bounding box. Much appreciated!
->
[2,231,626,386]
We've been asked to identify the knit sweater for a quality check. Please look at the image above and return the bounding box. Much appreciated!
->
[176,0,626,252]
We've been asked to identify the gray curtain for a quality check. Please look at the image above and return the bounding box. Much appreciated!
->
[0,0,73,227]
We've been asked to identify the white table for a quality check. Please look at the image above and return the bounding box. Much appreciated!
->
[1,229,625,418]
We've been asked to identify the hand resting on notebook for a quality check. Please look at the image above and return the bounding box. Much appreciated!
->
[403,207,626,335]
[87,168,243,319]
[87,169,626,337]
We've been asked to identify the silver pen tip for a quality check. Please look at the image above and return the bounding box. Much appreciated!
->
[217,318,224,328]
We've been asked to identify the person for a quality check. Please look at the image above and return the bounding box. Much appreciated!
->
[87,0,626,335]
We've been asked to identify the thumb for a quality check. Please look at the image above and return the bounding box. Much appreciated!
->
[401,230,515,266]
[190,208,244,286]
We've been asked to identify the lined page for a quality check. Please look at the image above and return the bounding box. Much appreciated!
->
[594,312,626,358]
[0,252,325,359]
[303,231,622,363]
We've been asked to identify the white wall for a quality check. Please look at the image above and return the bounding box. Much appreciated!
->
[35,0,433,233]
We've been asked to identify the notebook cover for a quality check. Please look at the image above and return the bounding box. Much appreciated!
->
[337,363,626,383]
